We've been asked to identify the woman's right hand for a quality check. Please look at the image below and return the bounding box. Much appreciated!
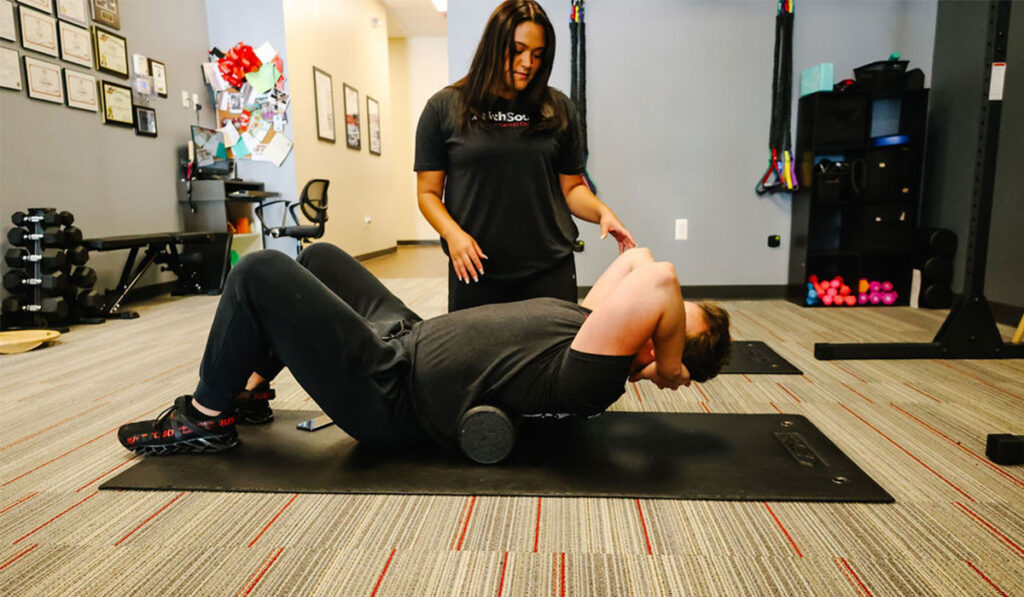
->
[445,228,488,283]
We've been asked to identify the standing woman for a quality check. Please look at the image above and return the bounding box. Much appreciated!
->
[415,0,635,312]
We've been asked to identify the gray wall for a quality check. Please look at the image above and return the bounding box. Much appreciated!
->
[1,0,213,310]
[447,0,938,286]
[924,0,1023,310]
[205,0,298,255]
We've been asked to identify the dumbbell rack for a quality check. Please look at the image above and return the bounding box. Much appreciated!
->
[2,208,101,331]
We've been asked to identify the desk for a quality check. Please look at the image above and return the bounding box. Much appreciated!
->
[177,179,280,261]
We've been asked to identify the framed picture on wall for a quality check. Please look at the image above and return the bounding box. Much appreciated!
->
[343,83,359,150]
[0,47,22,90]
[89,0,117,29]
[23,55,62,103]
[55,0,86,26]
[148,58,166,97]
[92,25,126,77]
[57,21,91,67]
[1,1,17,42]
[99,78,132,126]
[16,0,51,15]
[312,66,334,143]
[19,6,59,57]
[133,105,156,137]
[367,95,381,156]
[63,67,96,111]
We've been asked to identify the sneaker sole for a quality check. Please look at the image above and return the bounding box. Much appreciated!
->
[126,434,239,456]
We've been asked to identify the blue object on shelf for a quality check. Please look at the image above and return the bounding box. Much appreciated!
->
[871,134,910,147]
[801,63,834,97]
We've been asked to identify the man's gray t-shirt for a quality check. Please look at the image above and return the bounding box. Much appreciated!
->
[402,298,633,446]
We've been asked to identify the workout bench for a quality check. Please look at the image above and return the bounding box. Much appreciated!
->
[84,232,230,319]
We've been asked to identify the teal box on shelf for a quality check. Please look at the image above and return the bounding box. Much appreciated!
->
[801,62,834,96]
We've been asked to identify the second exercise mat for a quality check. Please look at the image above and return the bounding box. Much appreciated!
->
[103,410,890,503]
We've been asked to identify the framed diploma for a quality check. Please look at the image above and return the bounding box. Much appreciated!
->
[133,105,156,137]
[19,6,58,57]
[16,0,51,15]
[57,21,90,67]
[55,0,85,26]
[99,78,132,126]
[23,55,62,103]
[312,66,334,143]
[130,52,147,76]
[89,0,116,29]
[92,25,126,78]
[367,95,381,156]
[148,58,166,97]
[63,67,96,111]
[1,1,17,42]
[343,83,360,150]
[0,47,22,90]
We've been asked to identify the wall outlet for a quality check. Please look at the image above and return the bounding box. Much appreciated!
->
[181,90,190,108]
[674,218,688,241]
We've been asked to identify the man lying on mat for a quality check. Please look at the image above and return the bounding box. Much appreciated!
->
[117,244,731,455]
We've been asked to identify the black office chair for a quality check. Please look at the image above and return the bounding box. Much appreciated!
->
[255,179,329,254]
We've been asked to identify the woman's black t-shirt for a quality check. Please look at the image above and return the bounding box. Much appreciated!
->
[414,87,586,280]
[401,298,633,447]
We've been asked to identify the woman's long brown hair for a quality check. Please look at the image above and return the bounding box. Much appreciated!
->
[451,0,566,134]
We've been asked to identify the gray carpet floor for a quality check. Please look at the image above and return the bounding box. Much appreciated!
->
[1,249,1022,596]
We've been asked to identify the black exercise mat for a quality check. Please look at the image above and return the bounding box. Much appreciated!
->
[721,341,802,375]
[102,411,891,502]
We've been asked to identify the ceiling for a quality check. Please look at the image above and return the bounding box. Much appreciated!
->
[379,0,448,38]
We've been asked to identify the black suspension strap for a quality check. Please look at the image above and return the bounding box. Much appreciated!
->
[757,0,798,195]
[569,0,595,191]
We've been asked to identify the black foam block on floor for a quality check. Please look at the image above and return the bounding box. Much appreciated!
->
[102,411,891,502]
[721,341,802,375]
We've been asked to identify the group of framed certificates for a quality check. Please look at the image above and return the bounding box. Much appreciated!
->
[1,0,161,136]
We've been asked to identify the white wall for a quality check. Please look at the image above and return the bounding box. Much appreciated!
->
[282,0,399,256]
[389,35,449,241]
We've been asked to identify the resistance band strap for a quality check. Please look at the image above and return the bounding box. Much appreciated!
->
[757,0,798,195]
[569,0,596,192]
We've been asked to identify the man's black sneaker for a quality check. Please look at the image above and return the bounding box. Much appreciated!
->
[118,395,238,455]
[234,383,275,425]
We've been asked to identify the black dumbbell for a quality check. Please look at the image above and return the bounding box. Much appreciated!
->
[67,245,89,265]
[75,289,106,313]
[4,249,67,273]
[7,227,66,247]
[11,210,74,227]
[70,266,97,288]
[2,296,69,318]
[62,226,84,246]
[3,270,67,293]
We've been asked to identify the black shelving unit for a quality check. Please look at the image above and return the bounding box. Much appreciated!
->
[787,88,929,307]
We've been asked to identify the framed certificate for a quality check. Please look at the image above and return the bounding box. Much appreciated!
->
[343,83,360,150]
[99,78,132,126]
[148,58,166,97]
[1,0,17,41]
[55,0,85,26]
[0,47,22,90]
[312,66,334,143]
[17,0,51,15]
[57,21,90,67]
[63,67,96,111]
[23,54,62,103]
[367,95,381,156]
[133,105,156,137]
[89,0,116,29]
[92,25,126,78]
[19,6,58,57]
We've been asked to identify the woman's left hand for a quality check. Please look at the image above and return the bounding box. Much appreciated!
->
[599,214,637,253]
